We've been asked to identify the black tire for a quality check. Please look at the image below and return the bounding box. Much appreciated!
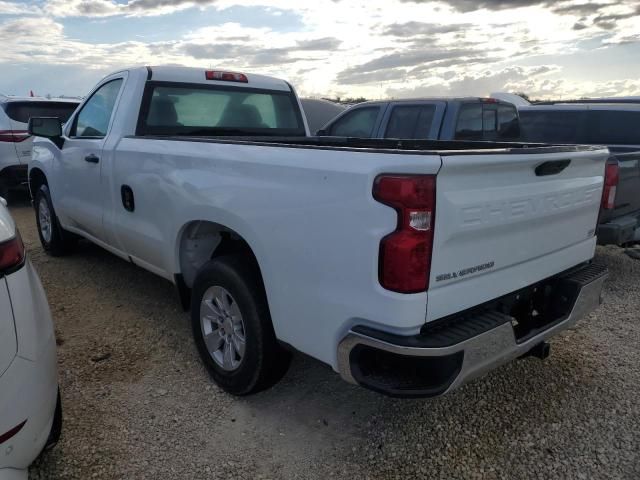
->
[191,255,291,395]
[34,184,77,256]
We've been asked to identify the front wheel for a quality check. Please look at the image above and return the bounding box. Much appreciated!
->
[191,255,291,395]
[35,184,76,256]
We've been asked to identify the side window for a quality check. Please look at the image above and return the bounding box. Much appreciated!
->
[329,107,379,137]
[587,111,640,145]
[71,79,123,138]
[454,104,483,140]
[455,103,521,141]
[519,110,586,144]
[384,105,436,139]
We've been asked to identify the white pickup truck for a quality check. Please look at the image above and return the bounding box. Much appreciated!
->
[28,66,608,398]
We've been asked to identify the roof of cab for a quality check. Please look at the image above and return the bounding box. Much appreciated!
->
[519,103,640,112]
[144,66,293,92]
[348,97,515,108]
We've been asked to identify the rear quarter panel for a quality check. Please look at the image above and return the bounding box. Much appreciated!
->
[110,138,442,368]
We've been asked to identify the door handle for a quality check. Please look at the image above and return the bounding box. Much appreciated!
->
[85,154,100,164]
[121,185,135,212]
[535,159,571,176]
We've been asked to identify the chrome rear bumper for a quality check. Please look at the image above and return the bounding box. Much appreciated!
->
[337,263,608,397]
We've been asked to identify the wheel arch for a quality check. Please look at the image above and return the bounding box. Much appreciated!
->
[176,220,265,291]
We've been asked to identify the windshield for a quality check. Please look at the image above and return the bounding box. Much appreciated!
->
[138,83,305,137]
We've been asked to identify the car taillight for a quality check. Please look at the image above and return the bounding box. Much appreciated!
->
[0,232,25,273]
[0,130,30,142]
[602,161,619,210]
[373,175,436,293]
[0,420,27,445]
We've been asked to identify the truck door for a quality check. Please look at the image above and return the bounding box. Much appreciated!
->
[55,77,125,241]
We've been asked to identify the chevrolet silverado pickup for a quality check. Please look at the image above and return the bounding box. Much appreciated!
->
[27,66,608,397]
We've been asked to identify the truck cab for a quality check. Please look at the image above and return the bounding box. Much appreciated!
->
[317,98,520,142]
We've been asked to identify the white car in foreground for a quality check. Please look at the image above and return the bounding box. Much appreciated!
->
[0,198,60,479]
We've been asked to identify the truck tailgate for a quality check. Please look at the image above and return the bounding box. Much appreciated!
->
[427,147,608,321]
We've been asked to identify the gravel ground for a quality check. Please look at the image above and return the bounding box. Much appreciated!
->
[7,197,637,480]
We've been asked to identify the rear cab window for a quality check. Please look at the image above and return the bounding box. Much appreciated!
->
[137,82,305,136]
[3,101,79,125]
[454,102,520,141]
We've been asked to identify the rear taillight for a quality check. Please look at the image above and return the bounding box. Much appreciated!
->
[0,232,25,273]
[373,175,436,293]
[602,161,619,210]
[0,130,30,142]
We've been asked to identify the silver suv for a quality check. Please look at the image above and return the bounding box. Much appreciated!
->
[0,96,79,199]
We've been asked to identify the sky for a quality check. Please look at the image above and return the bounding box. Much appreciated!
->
[0,0,638,99]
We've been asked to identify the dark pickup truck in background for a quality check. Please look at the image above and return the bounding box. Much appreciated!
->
[517,99,640,246]
[317,97,520,141]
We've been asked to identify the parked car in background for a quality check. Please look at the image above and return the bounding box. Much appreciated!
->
[507,96,640,246]
[0,96,80,200]
[0,197,61,479]
[300,98,346,135]
[28,66,608,398]
[317,97,520,141]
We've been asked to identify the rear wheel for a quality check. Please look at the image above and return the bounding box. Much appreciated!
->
[35,184,77,256]
[191,255,291,395]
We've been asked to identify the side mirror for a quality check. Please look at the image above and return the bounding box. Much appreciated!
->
[28,117,63,139]
[316,128,328,136]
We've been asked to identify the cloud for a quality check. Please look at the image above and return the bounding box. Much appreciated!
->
[0,1,41,15]
[551,2,612,16]
[1,0,640,101]
[383,64,561,98]
[338,47,482,81]
[183,42,299,65]
[295,37,342,50]
[400,0,549,12]
[44,0,219,17]
[383,21,473,37]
